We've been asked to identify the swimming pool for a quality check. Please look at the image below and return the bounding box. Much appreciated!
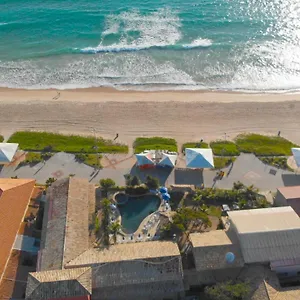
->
[115,193,161,234]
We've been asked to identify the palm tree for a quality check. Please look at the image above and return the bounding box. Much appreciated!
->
[109,221,122,244]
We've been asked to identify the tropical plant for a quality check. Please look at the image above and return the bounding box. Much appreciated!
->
[131,175,140,186]
[145,175,159,190]
[100,178,116,196]
[109,221,122,244]
[205,280,251,300]
[94,216,100,234]
[102,198,112,245]
[45,177,56,188]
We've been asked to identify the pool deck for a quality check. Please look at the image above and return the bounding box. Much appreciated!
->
[111,192,171,244]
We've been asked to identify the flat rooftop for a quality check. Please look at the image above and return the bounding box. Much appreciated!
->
[278,186,300,200]
[67,241,180,266]
[190,231,232,248]
[228,207,300,234]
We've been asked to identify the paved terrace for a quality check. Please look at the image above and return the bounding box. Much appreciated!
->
[0,152,299,192]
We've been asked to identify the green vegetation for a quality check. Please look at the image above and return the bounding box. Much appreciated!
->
[0,135,3,142]
[109,221,121,244]
[207,206,222,218]
[24,152,53,164]
[205,281,251,300]
[75,153,101,167]
[192,181,270,209]
[235,133,296,156]
[210,140,240,156]
[214,157,236,169]
[45,177,56,188]
[182,142,209,152]
[169,191,185,210]
[100,178,116,196]
[134,137,177,153]
[8,131,128,153]
[145,175,159,190]
[94,216,100,234]
[260,156,292,171]
[102,198,112,245]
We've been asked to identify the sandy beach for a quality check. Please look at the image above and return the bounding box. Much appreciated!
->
[1,87,300,146]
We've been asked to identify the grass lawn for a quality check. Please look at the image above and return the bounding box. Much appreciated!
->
[213,157,236,169]
[83,154,102,167]
[181,142,209,152]
[210,140,240,156]
[0,135,3,142]
[207,206,222,218]
[235,133,296,156]
[260,157,292,171]
[134,137,177,153]
[8,131,128,153]
[24,152,43,164]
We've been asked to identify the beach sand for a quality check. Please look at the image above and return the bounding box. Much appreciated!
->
[1,87,300,146]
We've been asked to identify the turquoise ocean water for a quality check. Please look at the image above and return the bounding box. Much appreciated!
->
[1,0,300,91]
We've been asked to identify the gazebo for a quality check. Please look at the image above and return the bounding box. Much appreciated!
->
[157,152,177,168]
[291,148,300,168]
[0,143,19,164]
[185,148,214,169]
[135,152,155,169]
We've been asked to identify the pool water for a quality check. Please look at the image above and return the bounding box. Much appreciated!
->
[117,194,161,234]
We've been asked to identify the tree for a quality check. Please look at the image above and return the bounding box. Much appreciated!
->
[45,177,56,188]
[145,175,159,190]
[255,197,270,208]
[100,178,116,196]
[131,175,140,186]
[102,198,112,245]
[109,221,122,244]
[205,281,251,300]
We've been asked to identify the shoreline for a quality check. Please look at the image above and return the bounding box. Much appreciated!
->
[2,87,300,104]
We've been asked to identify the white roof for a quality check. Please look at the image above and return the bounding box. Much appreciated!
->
[185,148,214,168]
[158,153,177,167]
[292,148,300,167]
[229,207,300,263]
[228,207,300,234]
[0,143,18,163]
[135,153,154,166]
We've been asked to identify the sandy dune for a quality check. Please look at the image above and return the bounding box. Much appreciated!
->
[1,88,300,146]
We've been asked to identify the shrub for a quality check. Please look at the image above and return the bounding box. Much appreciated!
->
[210,140,240,156]
[182,142,209,152]
[235,133,297,156]
[134,137,177,153]
[25,152,42,164]
[131,175,141,186]
[8,131,128,153]
[260,156,291,171]
[95,216,100,233]
[145,175,159,190]
[0,135,4,142]
[100,178,116,196]
[125,184,149,195]
[205,280,251,300]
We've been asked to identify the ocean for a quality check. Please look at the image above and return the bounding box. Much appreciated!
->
[0,0,300,92]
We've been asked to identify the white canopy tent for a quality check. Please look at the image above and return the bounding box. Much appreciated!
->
[135,152,155,166]
[157,152,177,168]
[0,143,19,164]
[185,148,214,169]
[292,148,300,168]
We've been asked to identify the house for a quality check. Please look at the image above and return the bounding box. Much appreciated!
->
[0,143,19,164]
[0,178,35,284]
[185,231,244,286]
[27,177,184,300]
[275,186,300,216]
[228,207,300,273]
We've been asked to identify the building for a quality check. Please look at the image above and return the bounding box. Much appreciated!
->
[0,178,35,284]
[27,177,184,300]
[275,186,300,215]
[228,207,300,269]
[185,231,244,286]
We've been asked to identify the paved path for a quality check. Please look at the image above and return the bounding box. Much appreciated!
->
[214,153,300,192]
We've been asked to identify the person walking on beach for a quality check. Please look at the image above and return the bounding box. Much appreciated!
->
[52,91,61,100]
[114,133,119,141]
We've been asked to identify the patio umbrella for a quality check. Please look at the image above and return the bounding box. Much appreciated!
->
[162,193,170,201]
[160,187,168,194]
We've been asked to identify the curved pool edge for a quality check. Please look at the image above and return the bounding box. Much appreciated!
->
[112,191,163,236]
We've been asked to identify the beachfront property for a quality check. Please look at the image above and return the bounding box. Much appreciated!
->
[136,150,178,169]
[0,178,37,297]
[275,186,300,216]
[26,177,184,300]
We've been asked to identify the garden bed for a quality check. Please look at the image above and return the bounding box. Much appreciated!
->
[8,131,128,153]
[260,156,292,171]
[213,157,236,169]
[134,137,177,153]
[181,142,209,152]
[210,140,240,156]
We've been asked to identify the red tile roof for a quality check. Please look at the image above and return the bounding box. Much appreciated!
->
[0,179,35,283]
